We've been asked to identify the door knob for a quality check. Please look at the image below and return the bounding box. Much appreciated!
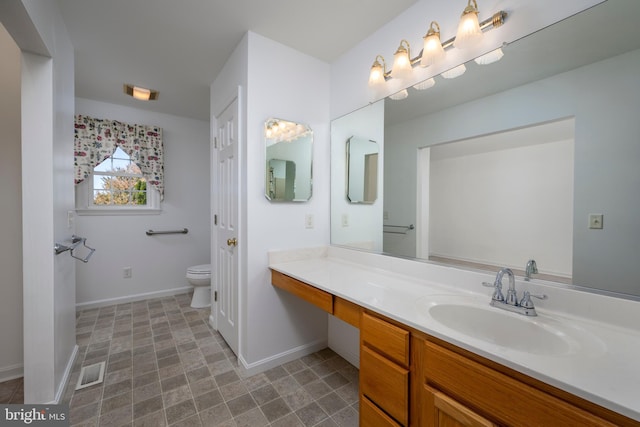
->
[227,238,237,247]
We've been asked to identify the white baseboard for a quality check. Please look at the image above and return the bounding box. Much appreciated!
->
[237,338,327,378]
[76,286,192,310]
[49,344,78,404]
[0,363,23,383]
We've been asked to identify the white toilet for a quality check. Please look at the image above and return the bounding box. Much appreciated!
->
[186,264,211,308]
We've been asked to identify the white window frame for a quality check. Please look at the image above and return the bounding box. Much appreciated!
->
[75,150,161,216]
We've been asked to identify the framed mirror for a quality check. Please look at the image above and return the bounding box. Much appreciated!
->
[330,1,640,298]
[265,118,313,202]
[346,136,379,204]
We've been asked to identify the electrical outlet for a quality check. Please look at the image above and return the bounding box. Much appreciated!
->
[123,267,132,278]
[305,214,314,229]
[589,214,603,229]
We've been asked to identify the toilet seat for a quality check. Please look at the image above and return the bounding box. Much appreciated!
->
[187,264,211,276]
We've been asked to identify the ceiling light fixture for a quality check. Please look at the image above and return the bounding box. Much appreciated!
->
[124,84,159,101]
[367,1,507,98]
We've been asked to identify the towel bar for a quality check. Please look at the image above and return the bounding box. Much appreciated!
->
[146,228,189,236]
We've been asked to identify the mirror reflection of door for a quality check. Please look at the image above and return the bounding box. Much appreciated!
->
[268,159,296,201]
[363,153,378,202]
[347,136,379,203]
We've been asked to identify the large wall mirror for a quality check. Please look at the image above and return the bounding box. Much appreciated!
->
[265,118,313,202]
[330,1,640,298]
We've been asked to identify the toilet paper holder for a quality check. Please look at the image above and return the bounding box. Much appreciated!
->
[54,235,96,263]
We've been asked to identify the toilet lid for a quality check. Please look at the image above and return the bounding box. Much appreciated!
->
[187,264,211,274]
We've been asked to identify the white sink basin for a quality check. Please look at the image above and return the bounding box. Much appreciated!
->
[417,295,603,357]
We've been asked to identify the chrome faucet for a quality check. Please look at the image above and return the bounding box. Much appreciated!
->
[483,267,547,316]
[525,259,538,281]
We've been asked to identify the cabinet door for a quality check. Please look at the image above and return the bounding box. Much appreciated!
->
[424,385,497,427]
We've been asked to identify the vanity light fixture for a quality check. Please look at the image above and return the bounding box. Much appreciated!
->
[265,119,310,144]
[441,64,467,79]
[420,22,446,67]
[124,84,159,101]
[474,47,504,65]
[391,40,413,81]
[368,55,387,88]
[413,78,436,91]
[388,89,409,100]
[454,0,483,49]
[367,1,507,96]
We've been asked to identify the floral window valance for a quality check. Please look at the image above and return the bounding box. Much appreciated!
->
[74,115,164,200]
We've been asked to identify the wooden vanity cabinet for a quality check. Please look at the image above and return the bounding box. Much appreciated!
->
[420,340,622,427]
[360,311,410,426]
[270,270,639,427]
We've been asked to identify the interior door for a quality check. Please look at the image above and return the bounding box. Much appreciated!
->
[215,95,239,355]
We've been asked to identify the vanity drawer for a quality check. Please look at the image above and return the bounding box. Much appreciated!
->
[423,341,616,427]
[334,297,361,328]
[361,345,409,426]
[361,395,402,427]
[362,312,409,366]
[271,270,333,313]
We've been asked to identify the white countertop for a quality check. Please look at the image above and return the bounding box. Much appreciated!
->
[269,246,640,422]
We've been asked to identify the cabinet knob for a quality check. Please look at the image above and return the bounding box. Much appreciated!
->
[227,238,237,247]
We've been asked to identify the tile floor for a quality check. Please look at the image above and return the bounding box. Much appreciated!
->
[0,376,24,404]
[60,293,359,426]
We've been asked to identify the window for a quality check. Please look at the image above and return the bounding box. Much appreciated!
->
[74,115,163,215]
[76,147,160,215]
[92,147,148,206]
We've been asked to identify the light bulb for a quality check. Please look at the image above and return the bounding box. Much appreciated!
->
[368,56,386,87]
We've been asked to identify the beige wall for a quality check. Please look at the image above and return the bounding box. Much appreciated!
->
[0,23,23,381]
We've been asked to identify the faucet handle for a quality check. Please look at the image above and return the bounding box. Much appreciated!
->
[519,291,548,308]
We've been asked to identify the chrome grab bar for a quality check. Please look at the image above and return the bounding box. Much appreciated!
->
[54,235,95,263]
[146,228,189,236]
[383,224,415,235]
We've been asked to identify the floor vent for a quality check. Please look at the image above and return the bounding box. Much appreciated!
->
[75,361,106,390]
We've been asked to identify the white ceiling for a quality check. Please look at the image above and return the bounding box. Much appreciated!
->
[56,0,417,121]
